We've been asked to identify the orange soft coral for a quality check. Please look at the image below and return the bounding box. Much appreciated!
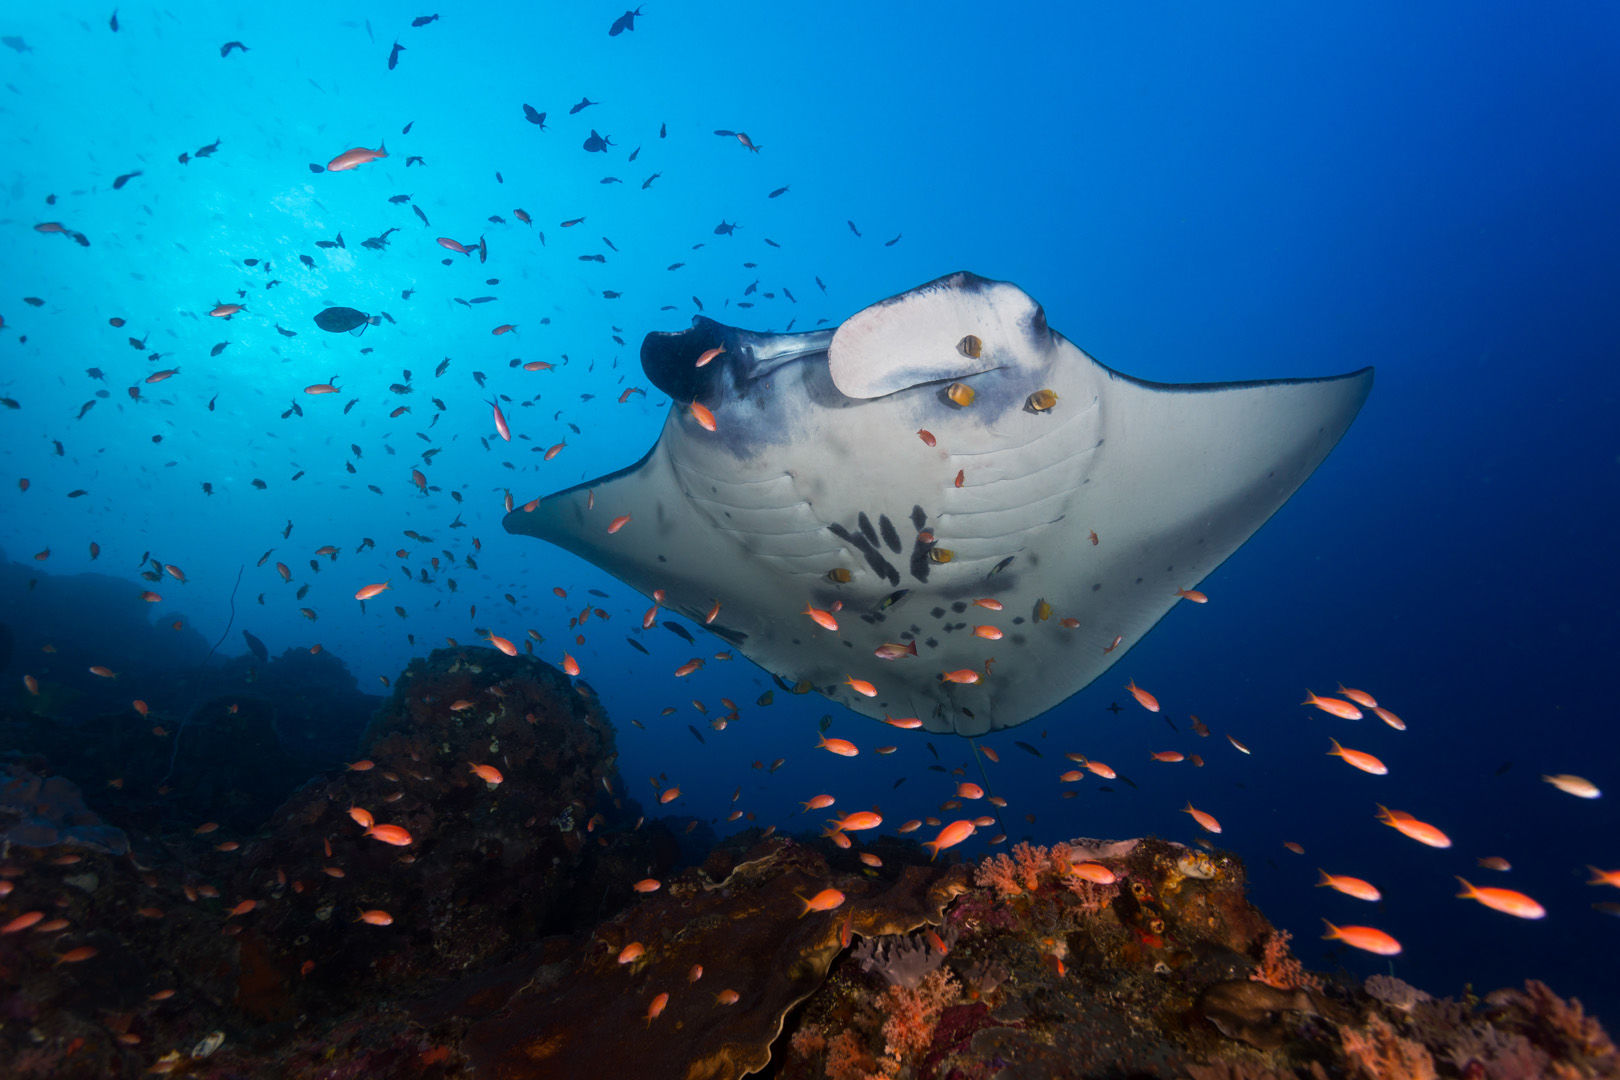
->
[881,968,958,1061]
[1250,929,1320,991]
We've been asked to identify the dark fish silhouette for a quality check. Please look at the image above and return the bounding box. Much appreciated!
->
[847,220,861,237]
[628,145,640,162]
[210,342,229,356]
[642,173,660,189]
[112,170,141,190]
[885,234,902,247]
[401,119,415,134]
[314,307,380,335]
[608,7,643,35]
[713,220,738,235]
[220,41,249,57]
[569,97,598,114]
[582,130,613,153]
[411,14,439,26]
[412,204,430,226]
[406,155,425,166]
[242,630,269,663]
[2,36,31,53]
[522,104,548,128]
[388,193,412,204]
[109,10,119,31]
[195,138,221,157]
[768,185,789,198]
[315,233,344,249]
[388,39,404,69]
[274,324,297,337]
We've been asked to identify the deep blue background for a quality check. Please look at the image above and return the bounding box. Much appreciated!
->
[2,2,1617,1020]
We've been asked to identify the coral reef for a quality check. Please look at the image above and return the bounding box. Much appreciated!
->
[0,644,1615,1079]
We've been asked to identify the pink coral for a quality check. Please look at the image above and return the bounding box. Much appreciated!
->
[881,968,958,1061]
[1250,929,1320,992]
[1339,1013,1437,1080]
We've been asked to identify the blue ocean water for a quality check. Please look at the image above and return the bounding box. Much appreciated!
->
[2,0,1617,1028]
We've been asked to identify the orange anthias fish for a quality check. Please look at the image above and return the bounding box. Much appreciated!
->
[1455,877,1546,919]
[364,823,413,846]
[843,676,878,698]
[1302,690,1362,721]
[358,909,394,926]
[488,398,511,441]
[817,734,859,757]
[1125,680,1160,712]
[803,604,839,632]
[354,582,390,600]
[1182,801,1221,834]
[1175,588,1208,603]
[829,811,881,832]
[1327,737,1387,776]
[799,888,846,916]
[1317,870,1381,902]
[327,143,388,171]
[688,400,718,431]
[1375,805,1450,848]
[923,820,976,858]
[469,763,503,785]
[1322,920,1401,956]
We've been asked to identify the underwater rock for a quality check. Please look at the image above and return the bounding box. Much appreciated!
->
[462,833,970,1080]
[0,765,128,854]
[0,658,1615,1080]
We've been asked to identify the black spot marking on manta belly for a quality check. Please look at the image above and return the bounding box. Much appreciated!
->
[930,607,946,619]
[950,601,966,613]
[879,514,902,553]
[911,505,927,532]
[827,522,900,586]
[909,535,933,583]
[857,512,880,547]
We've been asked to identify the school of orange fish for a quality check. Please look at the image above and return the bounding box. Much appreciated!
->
[1,10,1613,1021]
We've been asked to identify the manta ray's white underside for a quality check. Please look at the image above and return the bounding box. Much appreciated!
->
[506,272,1372,735]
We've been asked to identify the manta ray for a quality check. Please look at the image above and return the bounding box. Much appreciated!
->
[505,272,1372,736]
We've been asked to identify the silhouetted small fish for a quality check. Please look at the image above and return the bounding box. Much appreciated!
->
[570,97,598,114]
[583,130,613,152]
[242,630,268,663]
[816,276,827,292]
[401,120,414,134]
[109,10,119,31]
[885,234,902,247]
[628,146,640,162]
[406,155,425,166]
[388,39,404,69]
[411,14,439,26]
[389,193,412,204]
[1015,740,1042,758]
[663,621,694,644]
[522,104,547,128]
[274,324,297,337]
[315,233,345,249]
[112,170,141,190]
[714,220,738,235]
[769,185,789,198]
[687,724,705,744]
[210,342,229,356]
[847,220,861,237]
[600,176,622,184]
[609,7,642,35]
[195,138,221,157]
[299,254,315,268]
[626,637,648,655]
[220,40,249,57]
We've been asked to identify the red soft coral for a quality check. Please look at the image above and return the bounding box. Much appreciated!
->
[881,968,958,1061]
